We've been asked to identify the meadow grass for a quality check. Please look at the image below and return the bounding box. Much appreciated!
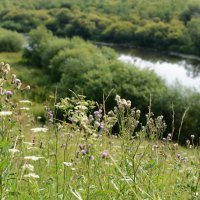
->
[0,61,199,200]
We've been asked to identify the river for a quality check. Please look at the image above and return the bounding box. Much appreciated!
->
[115,47,200,91]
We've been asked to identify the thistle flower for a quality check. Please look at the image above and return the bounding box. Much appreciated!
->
[100,122,104,129]
[94,121,100,128]
[90,155,94,160]
[6,90,12,99]
[191,134,195,139]
[79,144,84,150]
[4,64,10,71]
[102,151,108,158]
[11,74,16,84]
[25,85,31,90]
[81,149,87,155]
[15,79,22,89]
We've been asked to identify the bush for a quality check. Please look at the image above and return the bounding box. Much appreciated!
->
[0,28,25,52]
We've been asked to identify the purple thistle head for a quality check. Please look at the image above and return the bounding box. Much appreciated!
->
[81,149,86,155]
[100,122,104,129]
[90,155,94,160]
[101,151,108,159]
[6,91,12,98]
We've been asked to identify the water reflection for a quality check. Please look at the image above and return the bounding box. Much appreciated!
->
[116,47,200,91]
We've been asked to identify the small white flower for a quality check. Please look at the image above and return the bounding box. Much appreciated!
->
[0,111,12,116]
[22,164,34,171]
[24,173,39,179]
[30,128,48,133]
[63,162,73,167]
[19,100,32,104]
[24,156,44,161]
[9,149,20,154]
[23,142,34,145]
[20,107,30,111]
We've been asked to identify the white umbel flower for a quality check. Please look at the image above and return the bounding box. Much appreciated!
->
[19,100,32,104]
[20,107,30,110]
[9,149,20,154]
[22,164,34,171]
[24,173,39,179]
[24,156,44,161]
[0,111,12,116]
[63,162,73,167]
[30,128,48,133]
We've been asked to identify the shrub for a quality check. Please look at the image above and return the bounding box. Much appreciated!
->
[0,28,25,52]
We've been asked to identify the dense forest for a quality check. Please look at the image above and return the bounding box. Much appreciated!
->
[0,0,200,55]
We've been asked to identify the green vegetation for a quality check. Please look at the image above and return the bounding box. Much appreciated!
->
[22,27,200,144]
[0,67,199,198]
[0,1,200,199]
[0,0,200,55]
[0,28,24,52]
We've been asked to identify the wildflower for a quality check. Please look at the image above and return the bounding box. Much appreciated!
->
[100,122,104,129]
[90,155,95,160]
[94,121,100,128]
[79,144,84,150]
[191,134,195,139]
[162,138,167,143]
[22,164,34,171]
[108,110,115,117]
[81,149,87,155]
[5,90,12,99]
[24,173,39,179]
[126,100,131,108]
[176,154,181,159]
[11,74,16,84]
[24,156,44,161]
[0,111,12,116]
[152,144,158,151]
[20,107,30,111]
[15,79,22,89]
[102,151,108,158]
[47,110,53,123]
[63,162,73,167]
[9,149,20,154]
[167,133,172,141]
[186,139,190,146]
[19,100,32,104]
[25,85,31,90]
[30,127,48,133]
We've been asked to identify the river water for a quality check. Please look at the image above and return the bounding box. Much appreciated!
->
[115,47,200,91]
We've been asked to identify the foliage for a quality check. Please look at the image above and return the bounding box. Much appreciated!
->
[0,0,200,55]
[0,73,199,199]
[0,28,24,52]
[23,28,200,142]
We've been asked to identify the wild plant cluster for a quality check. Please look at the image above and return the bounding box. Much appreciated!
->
[0,62,199,200]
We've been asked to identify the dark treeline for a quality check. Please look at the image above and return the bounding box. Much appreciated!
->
[23,27,200,143]
[0,0,200,56]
